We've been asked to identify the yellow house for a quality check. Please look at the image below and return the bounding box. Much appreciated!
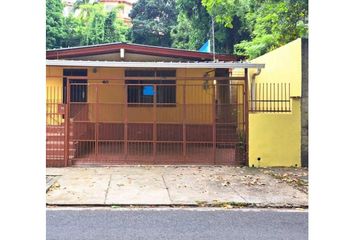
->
[46,42,264,167]
[46,40,308,168]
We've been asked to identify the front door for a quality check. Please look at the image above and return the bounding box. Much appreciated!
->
[63,78,88,119]
[63,68,88,120]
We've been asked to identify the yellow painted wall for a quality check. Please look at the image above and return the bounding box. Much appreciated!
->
[249,99,301,167]
[249,38,302,97]
[247,38,303,167]
[88,68,215,123]
[46,66,64,125]
[46,66,215,124]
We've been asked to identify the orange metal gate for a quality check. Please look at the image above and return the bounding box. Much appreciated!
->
[47,77,248,166]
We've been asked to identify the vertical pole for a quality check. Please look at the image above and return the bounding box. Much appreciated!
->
[212,17,216,62]
[235,83,239,163]
[153,84,157,162]
[289,83,291,111]
[244,68,249,166]
[182,81,186,161]
[64,80,71,167]
[124,84,128,160]
[95,85,99,162]
[212,83,216,164]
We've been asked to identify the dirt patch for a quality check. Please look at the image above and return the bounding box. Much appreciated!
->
[260,168,308,193]
[46,175,60,192]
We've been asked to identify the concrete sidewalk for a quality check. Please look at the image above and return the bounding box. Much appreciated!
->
[46,166,308,208]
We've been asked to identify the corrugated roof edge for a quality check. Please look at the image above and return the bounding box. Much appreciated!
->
[46,59,265,69]
[46,42,238,61]
[47,42,127,51]
[47,42,226,54]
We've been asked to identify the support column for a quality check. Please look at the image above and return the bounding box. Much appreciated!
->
[124,84,128,160]
[95,85,99,162]
[153,84,157,162]
[64,80,71,167]
[182,82,186,162]
[244,68,249,166]
[212,84,216,164]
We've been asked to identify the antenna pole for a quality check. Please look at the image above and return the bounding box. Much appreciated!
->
[212,16,216,62]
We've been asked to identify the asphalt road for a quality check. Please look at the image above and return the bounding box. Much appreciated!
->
[46,208,308,240]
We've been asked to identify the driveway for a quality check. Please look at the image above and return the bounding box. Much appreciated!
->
[46,166,308,207]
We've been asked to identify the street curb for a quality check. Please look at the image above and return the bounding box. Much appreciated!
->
[46,203,308,209]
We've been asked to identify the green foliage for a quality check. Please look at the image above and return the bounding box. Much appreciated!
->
[171,0,211,50]
[103,10,129,43]
[129,0,177,47]
[234,0,308,59]
[46,0,308,59]
[171,0,249,54]
[73,0,91,11]
[78,3,107,45]
[235,34,276,58]
[170,13,194,49]
[200,0,308,59]
[46,1,130,49]
[62,14,84,47]
[201,0,242,28]
[46,0,65,49]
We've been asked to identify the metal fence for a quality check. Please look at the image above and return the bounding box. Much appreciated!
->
[46,79,247,166]
[249,82,291,112]
[46,86,67,167]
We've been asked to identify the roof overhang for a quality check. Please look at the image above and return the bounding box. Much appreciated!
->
[46,42,238,61]
[46,60,265,69]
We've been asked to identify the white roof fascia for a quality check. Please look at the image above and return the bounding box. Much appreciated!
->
[46,60,265,69]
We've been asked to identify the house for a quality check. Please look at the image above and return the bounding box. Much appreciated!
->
[62,0,75,17]
[100,0,137,25]
[46,42,264,167]
[62,0,137,25]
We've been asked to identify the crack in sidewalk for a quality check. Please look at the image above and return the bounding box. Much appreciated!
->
[161,175,172,204]
[230,185,248,203]
[104,174,112,204]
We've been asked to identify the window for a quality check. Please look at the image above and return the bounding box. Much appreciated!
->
[125,70,176,106]
[63,69,87,77]
[63,69,87,104]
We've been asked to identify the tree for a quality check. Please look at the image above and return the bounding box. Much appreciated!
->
[47,0,308,58]
[170,13,194,50]
[73,0,91,11]
[77,3,129,45]
[171,0,248,54]
[46,0,65,49]
[171,0,211,51]
[234,0,308,59]
[61,14,85,48]
[201,0,245,28]
[103,10,129,43]
[201,0,308,59]
[129,0,177,47]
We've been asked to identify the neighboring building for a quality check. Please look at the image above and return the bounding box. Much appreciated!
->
[46,42,263,167]
[100,0,137,25]
[62,0,98,17]
[62,0,136,25]
[62,0,75,17]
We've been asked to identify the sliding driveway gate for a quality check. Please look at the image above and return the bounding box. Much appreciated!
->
[47,75,248,166]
